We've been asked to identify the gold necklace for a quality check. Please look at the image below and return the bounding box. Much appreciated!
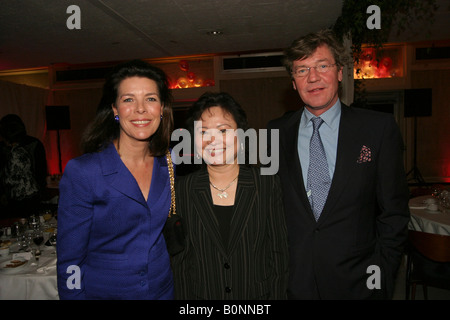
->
[209,175,238,199]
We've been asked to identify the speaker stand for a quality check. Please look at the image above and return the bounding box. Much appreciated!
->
[407,116,425,184]
[57,129,62,174]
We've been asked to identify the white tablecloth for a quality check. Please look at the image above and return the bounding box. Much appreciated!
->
[408,195,450,236]
[0,245,58,300]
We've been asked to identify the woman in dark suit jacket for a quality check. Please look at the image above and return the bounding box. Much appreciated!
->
[172,92,289,299]
[57,60,175,299]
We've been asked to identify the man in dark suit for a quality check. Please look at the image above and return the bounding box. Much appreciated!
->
[267,29,410,299]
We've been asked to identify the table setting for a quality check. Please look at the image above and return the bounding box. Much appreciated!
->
[0,212,59,300]
[408,187,450,236]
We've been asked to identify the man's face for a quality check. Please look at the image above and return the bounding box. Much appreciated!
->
[291,44,343,116]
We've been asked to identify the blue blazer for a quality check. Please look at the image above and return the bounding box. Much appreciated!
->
[57,143,174,300]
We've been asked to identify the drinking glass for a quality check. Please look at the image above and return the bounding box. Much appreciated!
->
[18,218,28,234]
[32,229,44,262]
[29,215,40,230]
[19,232,32,252]
[47,231,57,255]
[440,194,450,214]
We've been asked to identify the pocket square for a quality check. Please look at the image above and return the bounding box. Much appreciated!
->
[357,145,372,163]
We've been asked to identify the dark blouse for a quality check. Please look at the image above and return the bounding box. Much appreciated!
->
[213,204,234,251]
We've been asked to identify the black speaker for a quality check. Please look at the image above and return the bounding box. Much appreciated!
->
[45,105,71,130]
[404,88,432,118]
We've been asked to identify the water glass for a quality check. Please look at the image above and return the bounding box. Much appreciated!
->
[440,195,450,214]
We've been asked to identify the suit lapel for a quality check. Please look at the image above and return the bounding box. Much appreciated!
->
[192,168,229,256]
[227,166,256,255]
[191,166,257,257]
[100,143,147,207]
[319,105,360,222]
[148,155,169,206]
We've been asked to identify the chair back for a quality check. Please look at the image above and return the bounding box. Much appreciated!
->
[408,230,450,262]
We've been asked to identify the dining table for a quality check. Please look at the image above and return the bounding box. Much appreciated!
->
[408,195,450,236]
[0,217,59,300]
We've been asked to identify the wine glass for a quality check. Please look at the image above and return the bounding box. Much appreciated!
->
[43,210,53,222]
[32,229,44,263]
[47,231,57,255]
[440,194,450,214]
[19,218,27,234]
[19,232,32,252]
[439,189,449,201]
[29,215,40,230]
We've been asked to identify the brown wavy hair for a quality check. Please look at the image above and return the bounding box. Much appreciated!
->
[283,29,351,77]
[82,60,173,156]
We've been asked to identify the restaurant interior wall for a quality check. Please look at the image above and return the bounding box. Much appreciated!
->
[409,69,450,183]
[0,69,49,89]
[0,40,449,183]
[358,40,450,184]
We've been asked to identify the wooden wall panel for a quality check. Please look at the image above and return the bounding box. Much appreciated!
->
[219,76,302,130]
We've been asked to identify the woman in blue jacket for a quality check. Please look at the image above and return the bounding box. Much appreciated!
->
[57,60,175,299]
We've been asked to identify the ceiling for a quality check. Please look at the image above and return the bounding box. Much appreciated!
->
[1,0,449,72]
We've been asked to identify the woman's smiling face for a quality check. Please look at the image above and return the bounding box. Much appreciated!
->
[112,76,163,143]
[194,106,239,166]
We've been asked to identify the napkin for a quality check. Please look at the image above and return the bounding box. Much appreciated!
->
[13,252,32,260]
[36,259,57,273]
[409,205,426,209]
